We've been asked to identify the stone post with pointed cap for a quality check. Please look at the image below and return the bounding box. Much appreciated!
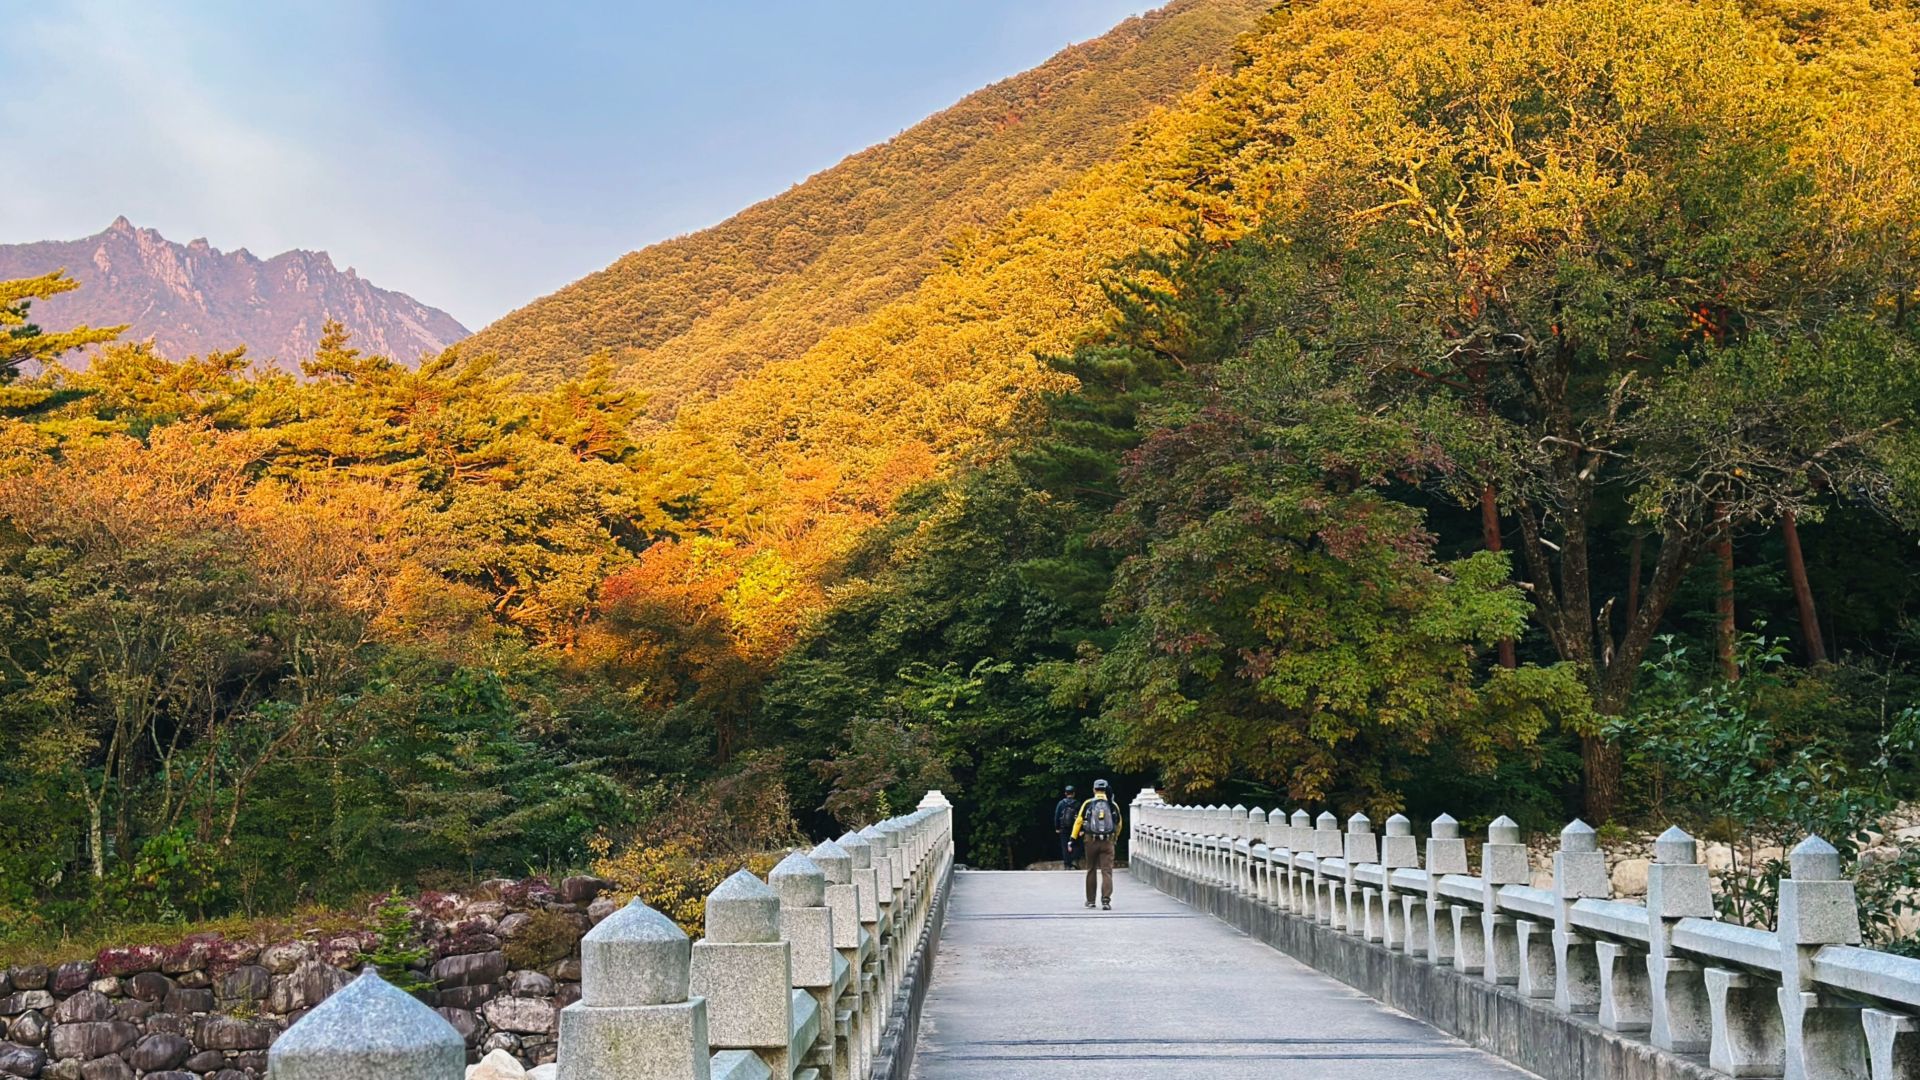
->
[556,898,712,1080]
[1312,812,1343,928]
[771,852,840,1078]
[1268,809,1293,910]
[840,830,886,1061]
[689,870,812,1079]
[1289,810,1313,914]
[1425,814,1468,968]
[270,969,465,1080]
[1647,826,1714,1054]
[860,824,902,1008]
[1480,816,1529,985]
[1549,819,1609,1013]
[1246,807,1269,901]
[1343,813,1377,939]
[810,839,867,1080]
[1380,815,1417,951]
[1772,835,1864,1080]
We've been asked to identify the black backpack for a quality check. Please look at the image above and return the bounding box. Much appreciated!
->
[1054,798,1077,831]
[1083,797,1117,838]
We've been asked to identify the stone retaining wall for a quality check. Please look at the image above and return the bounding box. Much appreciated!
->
[0,875,613,1080]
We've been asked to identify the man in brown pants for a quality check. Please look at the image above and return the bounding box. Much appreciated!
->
[1070,778,1124,909]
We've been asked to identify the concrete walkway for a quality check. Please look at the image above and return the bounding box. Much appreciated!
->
[910,869,1537,1079]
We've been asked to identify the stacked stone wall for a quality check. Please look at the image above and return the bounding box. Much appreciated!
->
[0,875,614,1080]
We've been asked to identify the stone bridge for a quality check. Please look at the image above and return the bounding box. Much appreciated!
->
[260,789,1920,1079]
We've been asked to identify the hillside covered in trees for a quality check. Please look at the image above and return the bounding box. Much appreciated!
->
[5,0,1920,946]
[463,0,1270,422]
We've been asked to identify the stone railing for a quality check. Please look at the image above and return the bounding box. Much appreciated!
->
[268,792,955,1080]
[1130,791,1920,1080]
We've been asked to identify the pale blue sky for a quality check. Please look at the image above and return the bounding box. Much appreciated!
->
[0,1,1154,328]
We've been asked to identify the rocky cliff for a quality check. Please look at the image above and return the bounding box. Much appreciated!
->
[0,218,468,371]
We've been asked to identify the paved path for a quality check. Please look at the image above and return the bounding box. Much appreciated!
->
[911,869,1537,1079]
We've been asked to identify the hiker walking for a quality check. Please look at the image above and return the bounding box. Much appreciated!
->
[1070,778,1123,909]
[1053,784,1080,870]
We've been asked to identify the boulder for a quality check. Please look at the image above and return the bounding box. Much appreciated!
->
[1,973,44,993]
[124,973,171,1003]
[466,1048,528,1080]
[481,995,556,1035]
[1610,857,1650,896]
[0,1042,48,1078]
[435,1006,482,1047]
[46,1020,137,1061]
[558,876,609,904]
[431,951,508,989]
[181,1050,226,1071]
[507,970,553,997]
[258,940,309,975]
[49,964,95,996]
[0,993,53,1016]
[82,979,118,999]
[158,987,212,1015]
[193,1015,273,1051]
[7,1010,47,1046]
[215,965,269,1003]
[127,1033,192,1072]
[75,1057,129,1080]
[436,983,499,1010]
[50,993,114,1024]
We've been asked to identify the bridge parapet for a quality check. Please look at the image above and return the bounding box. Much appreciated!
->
[1131,793,1920,1080]
[266,794,956,1080]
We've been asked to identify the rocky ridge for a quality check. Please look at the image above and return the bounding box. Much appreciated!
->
[0,218,469,373]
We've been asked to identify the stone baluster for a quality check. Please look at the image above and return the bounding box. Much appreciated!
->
[838,830,885,1062]
[1313,812,1344,928]
[1647,826,1714,1054]
[811,839,869,1080]
[1864,1010,1920,1080]
[859,825,900,1013]
[1267,809,1292,910]
[1380,814,1418,952]
[1774,835,1863,1080]
[1344,813,1379,940]
[1227,804,1247,894]
[690,870,813,1078]
[555,898,711,1080]
[1480,816,1529,985]
[771,852,839,1079]
[1547,819,1607,1013]
[1246,806,1268,901]
[1423,814,1467,968]
[1289,810,1313,914]
[1202,805,1220,884]
[270,969,465,1080]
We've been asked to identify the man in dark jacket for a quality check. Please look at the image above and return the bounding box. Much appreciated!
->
[1053,785,1079,870]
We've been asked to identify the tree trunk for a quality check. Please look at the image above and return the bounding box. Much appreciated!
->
[1715,509,1737,681]
[1480,484,1517,669]
[87,796,106,879]
[1626,533,1643,627]
[1580,735,1623,824]
[1780,511,1826,664]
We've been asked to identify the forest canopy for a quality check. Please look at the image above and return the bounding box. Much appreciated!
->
[4,0,1920,941]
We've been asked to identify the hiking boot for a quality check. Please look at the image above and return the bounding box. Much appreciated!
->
[1102,899,1112,910]
[1084,900,1095,908]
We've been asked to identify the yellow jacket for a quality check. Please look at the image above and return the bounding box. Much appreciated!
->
[1069,793,1124,840]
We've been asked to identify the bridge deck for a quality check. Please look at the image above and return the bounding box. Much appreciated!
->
[910,869,1537,1079]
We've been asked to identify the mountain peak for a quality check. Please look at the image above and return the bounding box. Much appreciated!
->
[2,222,469,371]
